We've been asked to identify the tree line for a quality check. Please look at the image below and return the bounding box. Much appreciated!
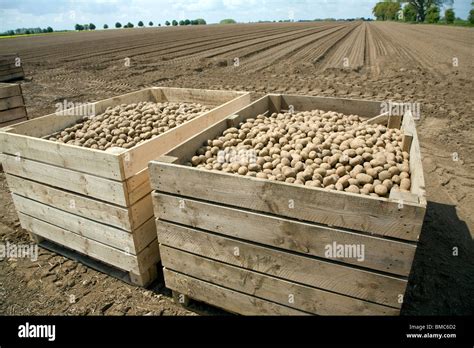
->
[1,26,53,36]
[74,19,207,30]
[373,0,474,25]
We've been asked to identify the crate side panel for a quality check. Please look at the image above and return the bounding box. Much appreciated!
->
[2,154,128,206]
[161,245,399,315]
[156,220,406,308]
[153,192,416,276]
[6,174,132,230]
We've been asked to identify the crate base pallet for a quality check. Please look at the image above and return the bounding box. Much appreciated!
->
[0,83,28,128]
[149,93,427,315]
[0,55,25,83]
[1,87,250,287]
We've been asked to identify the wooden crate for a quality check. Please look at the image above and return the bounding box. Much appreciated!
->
[0,87,250,286]
[0,83,28,127]
[0,54,25,82]
[149,94,427,314]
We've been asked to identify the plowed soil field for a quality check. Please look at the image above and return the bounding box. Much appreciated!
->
[0,21,473,315]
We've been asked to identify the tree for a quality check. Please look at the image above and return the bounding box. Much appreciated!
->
[165,21,170,26]
[89,23,96,30]
[149,21,153,26]
[115,22,122,28]
[196,18,207,25]
[179,20,185,26]
[398,1,452,22]
[470,9,474,24]
[172,20,178,26]
[75,24,84,31]
[138,21,144,27]
[103,24,109,29]
[444,8,455,23]
[124,22,134,28]
[426,5,440,23]
[220,19,236,24]
[184,19,191,25]
[158,23,161,26]
[403,3,417,21]
[46,26,53,32]
[373,1,401,21]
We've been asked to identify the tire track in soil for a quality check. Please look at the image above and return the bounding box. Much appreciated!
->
[164,25,337,66]
[320,22,366,71]
[231,23,352,73]
[154,24,344,68]
[62,26,295,63]
[284,23,356,66]
[214,23,346,67]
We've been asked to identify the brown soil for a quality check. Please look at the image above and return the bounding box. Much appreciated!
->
[0,21,473,315]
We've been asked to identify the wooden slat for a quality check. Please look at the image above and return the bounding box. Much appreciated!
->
[129,192,154,230]
[388,114,402,129]
[156,220,406,308]
[0,64,21,72]
[365,112,389,125]
[125,167,151,205]
[0,67,23,75]
[131,218,158,254]
[0,95,24,111]
[401,110,426,206]
[164,268,307,315]
[12,194,137,253]
[402,133,413,153]
[161,246,399,315]
[157,87,243,106]
[134,238,161,275]
[0,83,21,98]
[0,117,27,128]
[0,72,24,82]
[4,111,83,137]
[280,94,382,117]
[19,213,141,272]
[0,106,27,122]
[153,192,416,276]
[2,154,128,206]
[0,132,124,181]
[150,163,424,241]
[5,174,132,230]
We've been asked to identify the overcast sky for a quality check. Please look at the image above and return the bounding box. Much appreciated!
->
[0,0,471,32]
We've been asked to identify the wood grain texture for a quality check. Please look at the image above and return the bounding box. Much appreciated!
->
[161,245,399,315]
[2,154,128,206]
[150,162,425,240]
[164,268,308,315]
[153,192,416,276]
[156,220,406,308]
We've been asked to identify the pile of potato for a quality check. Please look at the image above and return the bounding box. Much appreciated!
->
[188,109,411,198]
[47,101,210,150]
